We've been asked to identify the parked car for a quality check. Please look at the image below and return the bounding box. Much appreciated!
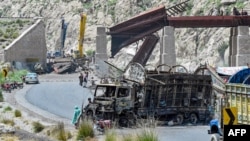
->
[25,72,39,84]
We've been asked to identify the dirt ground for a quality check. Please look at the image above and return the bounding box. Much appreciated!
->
[1,91,59,141]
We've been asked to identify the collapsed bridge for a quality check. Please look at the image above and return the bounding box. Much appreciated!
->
[107,1,250,66]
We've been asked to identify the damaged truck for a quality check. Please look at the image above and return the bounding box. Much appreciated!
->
[83,63,215,127]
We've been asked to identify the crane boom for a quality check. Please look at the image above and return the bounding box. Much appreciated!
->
[78,13,87,58]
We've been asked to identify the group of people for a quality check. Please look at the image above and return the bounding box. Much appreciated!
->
[233,7,248,16]
[79,71,88,87]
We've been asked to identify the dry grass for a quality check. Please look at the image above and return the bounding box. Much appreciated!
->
[77,119,95,140]
[105,129,117,141]
[1,118,15,126]
[122,134,136,141]
[0,134,19,141]
[49,122,73,141]
[103,128,158,141]
[136,128,158,141]
[85,136,99,141]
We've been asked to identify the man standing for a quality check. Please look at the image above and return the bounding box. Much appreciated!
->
[79,73,83,86]
[83,71,88,87]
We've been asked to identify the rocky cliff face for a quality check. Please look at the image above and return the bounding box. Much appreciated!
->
[0,0,250,72]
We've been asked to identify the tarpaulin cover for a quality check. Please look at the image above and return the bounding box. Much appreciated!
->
[216,66,248,76]
[228,68,250,84]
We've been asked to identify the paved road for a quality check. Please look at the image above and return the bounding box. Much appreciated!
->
[25,81,93,120]
[14,72,95,126]
[116,126,211,141]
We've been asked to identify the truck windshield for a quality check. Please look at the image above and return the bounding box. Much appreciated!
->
[117,88,129,97]
[95,86,116,97]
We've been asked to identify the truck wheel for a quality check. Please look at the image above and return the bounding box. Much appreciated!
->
[189,113,198,124]
[86,110,93,120]
[210,133,220,141]
[176,113,184,125]
[118,116,128,127]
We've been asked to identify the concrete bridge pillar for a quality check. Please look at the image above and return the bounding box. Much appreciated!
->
[95,27,108,77]
[160,26,176,71]
[229,27,237,66]
[229,26,250,66]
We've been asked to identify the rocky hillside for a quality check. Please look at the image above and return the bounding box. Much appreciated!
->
[0,19,34,50]
[0,0,250,72]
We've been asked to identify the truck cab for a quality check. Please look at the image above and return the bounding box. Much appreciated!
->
[84,81,139,127]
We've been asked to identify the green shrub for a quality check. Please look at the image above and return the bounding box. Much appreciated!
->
[235,1,246,9]
[3,33,9,38]
[0,29,3,37]
[86,49,95,57]
[16,19,22,25]
[3,69,28,83]
[136,128,158,141]
[0,91,3,102]
[11,32,19,39]
[14,109,22,117]
[15,19,24,27]
[4,106,12,112]
[32,121,45,133]
[77,120,94,140]
[185,2,193,16]
[83,2,92,9]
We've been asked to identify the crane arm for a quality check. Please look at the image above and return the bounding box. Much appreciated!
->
[78,13,87,58]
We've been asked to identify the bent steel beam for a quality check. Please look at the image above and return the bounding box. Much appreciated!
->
[131,34,159,66]
[107,5,168,58]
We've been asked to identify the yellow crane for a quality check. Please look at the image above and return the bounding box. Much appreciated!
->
[72,13,90,70]
[74,13,87,59]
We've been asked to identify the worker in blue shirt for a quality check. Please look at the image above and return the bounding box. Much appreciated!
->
[209,118,223,136]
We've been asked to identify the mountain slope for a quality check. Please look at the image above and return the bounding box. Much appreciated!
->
[1,0,249,72]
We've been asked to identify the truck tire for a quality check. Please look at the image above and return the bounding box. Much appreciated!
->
[86,110,93,120]
[176,113,184,125]
[210,133,220,141]
[189,113,198,124]
[118,116,129,127]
